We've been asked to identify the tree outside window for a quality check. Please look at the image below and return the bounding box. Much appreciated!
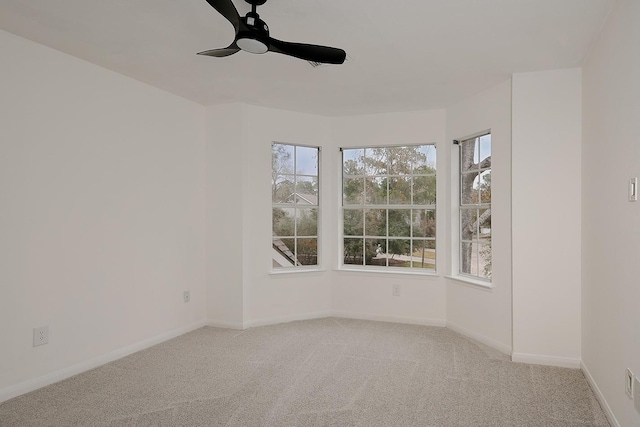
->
[459,134,491,280]
[342,145,436,271]
[272,143,319,268]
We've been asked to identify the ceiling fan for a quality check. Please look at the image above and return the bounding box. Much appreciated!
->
[198,0,347,65]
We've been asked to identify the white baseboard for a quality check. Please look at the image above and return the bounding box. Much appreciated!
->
[511,352,581,369]
[331,310,446,327]
[581,361,621,427]
[446,321,512,355]
[0,320,207,404]
[207,319,246,330]
[244,311,332,328]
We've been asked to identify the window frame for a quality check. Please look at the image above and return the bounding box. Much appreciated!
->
[339,143,437,274]
[455,132,492,283]
[271,142,321,271]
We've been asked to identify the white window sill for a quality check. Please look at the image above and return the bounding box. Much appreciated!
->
[269,268,326,277]
[445,275,493,291]
[335,267,439,278]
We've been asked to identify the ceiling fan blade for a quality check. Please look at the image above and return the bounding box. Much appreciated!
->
[197,43,240,57]
[205,0,241,32]
[268,38,346,64]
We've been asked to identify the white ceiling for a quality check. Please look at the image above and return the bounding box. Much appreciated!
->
[0,0,615,116]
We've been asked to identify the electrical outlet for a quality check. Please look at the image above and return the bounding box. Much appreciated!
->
[626,368,634,398]
[33,326,49,347]
[183,291,190,303]
[392,284,401,297]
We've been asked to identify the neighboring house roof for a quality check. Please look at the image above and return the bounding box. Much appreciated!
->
[272,238,298,266]
[288,193,318,205]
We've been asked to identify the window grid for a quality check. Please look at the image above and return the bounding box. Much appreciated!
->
[341,145,436,271]
[272,143,319,269]
[458,134,491,280]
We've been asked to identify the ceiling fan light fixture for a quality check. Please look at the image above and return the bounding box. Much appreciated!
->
[200,0,346,64]
[237,37,268,54]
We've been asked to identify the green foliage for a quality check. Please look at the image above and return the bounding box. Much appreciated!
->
[341,145,437,266]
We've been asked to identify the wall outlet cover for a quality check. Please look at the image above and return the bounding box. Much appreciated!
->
[183,291,190,303]
[33,326,49,347]
[392,284,401,296]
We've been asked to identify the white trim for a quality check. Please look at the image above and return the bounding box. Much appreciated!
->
[340,142,438,151]
[0,320,207,404]
[511,352,581,369]
[269,268,326,276]
[581,361,621,427]
[331,310,446,327]
[456,129,492,143]
[335,268,438,278]
[244,310,332,328]
[207,319,246,330]
[446,320,511,355]
[445,275,494,290]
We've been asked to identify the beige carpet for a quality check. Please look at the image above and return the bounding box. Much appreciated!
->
[0,317,609,426]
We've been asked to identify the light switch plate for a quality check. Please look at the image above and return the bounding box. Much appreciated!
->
[629,178,637,202]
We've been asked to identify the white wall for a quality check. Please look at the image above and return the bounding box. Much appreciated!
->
[243,106,333,326]
[445,79,513,353]
[0,30,207,399]
[329,110,448,325]
[205,103,246,328]
[205,104,334,327]
[511,68,582,368]
[582,0,640,425]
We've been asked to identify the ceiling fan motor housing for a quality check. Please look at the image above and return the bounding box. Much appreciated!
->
[237,12,270,54]
[199,0,346,64]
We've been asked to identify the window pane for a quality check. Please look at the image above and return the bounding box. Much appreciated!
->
[460,208,476,242]
[296,146,318,176]
[479,171,491,204]
[388,209,411,237]
[479,208,491,241]
[387,146,413,175]
[343,177,364,205]
[343,209,363,236]
[365,209,386,237]
[388,239,411,267]
[413,145,437,174]
[460,172,477,205]
[297,238,318,266]
[412,209,436,238]
[478,243,491,279]
[460,139,478,173]
[344,238,363,265]
[295,176,318,205]
[272,143,294,175]
[273,208,295,237]
[343,149,364,176]
[412,240,435,269]
[365,176,387,205]
[389,177,411,204]
[365,238,386,266]
[479,134,491,164]
[413,176,436,205]
[364,148,387,175]
[296,208,318,236]
[273,238,296,268]
[273,175,295,204]
[460,241,475,275]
